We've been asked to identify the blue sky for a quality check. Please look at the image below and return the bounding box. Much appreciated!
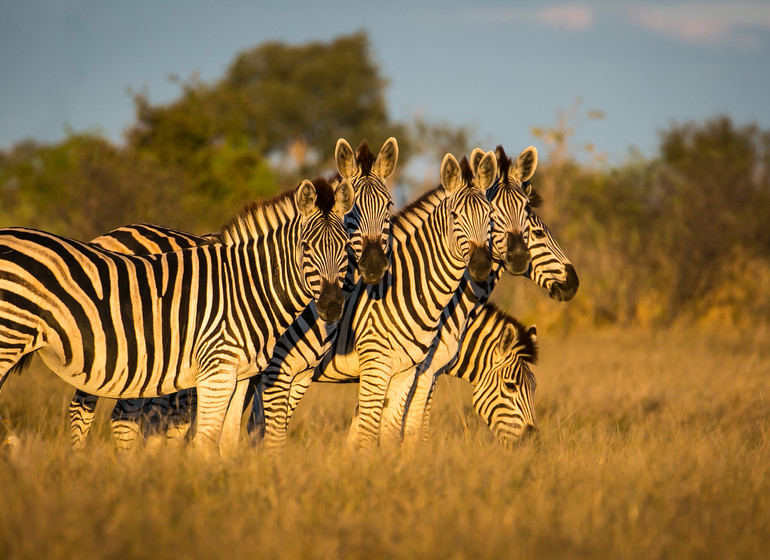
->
[1,0,768,166]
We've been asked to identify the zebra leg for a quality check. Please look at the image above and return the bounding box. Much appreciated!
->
[142,397,171,450]
[193,368,238,454]
[261,366,299,451]
[402,372,439,447]
[378,368,418,448]
[166,389,195,444]
[245,376,265,444]
[69,390,99,451]
[349,360,394,450]
[283,371,314,433]
[261,368,315,450]
[218,378,249,456]
[419,378,439,445]
[110,398,146,451]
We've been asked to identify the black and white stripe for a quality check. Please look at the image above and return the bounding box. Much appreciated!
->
[255,151,496,450]
[255,146,576,448]
[379,303,538,447]
[69,138,398,450]
[379,145,577,445]
[0,177,354,453]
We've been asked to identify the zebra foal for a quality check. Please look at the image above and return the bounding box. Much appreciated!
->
[0,176,354,453]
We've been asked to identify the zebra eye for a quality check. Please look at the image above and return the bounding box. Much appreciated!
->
[503,380,519,392]
[533,229,546,239]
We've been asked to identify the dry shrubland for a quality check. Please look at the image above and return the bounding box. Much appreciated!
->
[1,325,767,560]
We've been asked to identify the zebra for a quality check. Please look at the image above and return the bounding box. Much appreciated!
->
[0,176,355,453]
[67,225,218,450]
[253,150,496,450]
[67,137,398,450]
[380,303,539,447]
[252,145,576,449]
[376,144,578,445]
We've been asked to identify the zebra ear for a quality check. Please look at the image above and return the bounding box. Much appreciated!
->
[513,146,538,183]
[469,148,485,174]
[523,181,534,198]
[374,137,399,179]
[297,180,318,217]
[527,324,538,343]
[475,151,497,191]
[496,323,518,362]
[440,153,462,193]
[335,138,356,180]
[333,180,356,216]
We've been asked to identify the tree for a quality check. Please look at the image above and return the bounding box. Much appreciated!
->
[127,32,406,189]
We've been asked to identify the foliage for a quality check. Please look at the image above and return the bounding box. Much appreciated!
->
[499,114,770,328]
[1,31,768,326]
[127,32,407,186]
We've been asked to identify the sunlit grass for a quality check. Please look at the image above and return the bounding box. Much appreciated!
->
[1,326,768,559]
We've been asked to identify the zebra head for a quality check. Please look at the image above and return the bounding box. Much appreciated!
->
[525,210,579,302]
[335,137,397,285]
[296,177,356,322]
[472,145,538,276]
[472,316,538,449]
[473,145,579,302]
[439,152,494,283]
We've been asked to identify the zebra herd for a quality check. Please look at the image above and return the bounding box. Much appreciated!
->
[0,137,578,455]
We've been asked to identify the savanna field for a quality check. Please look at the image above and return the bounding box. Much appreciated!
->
[1,323,767,560]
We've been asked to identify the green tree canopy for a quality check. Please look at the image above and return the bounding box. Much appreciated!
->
[127,32,406,186]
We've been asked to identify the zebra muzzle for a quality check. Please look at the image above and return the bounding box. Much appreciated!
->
[468,243,493,283]
[358,239,389,285]
[548,264,579,302]
[505,232,530,275]
[316,279,345,323]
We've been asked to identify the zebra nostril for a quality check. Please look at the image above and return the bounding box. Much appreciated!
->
[358,239,389,285]
[505,232,530,275]
[316,280,344,322]
[468,244,492,283]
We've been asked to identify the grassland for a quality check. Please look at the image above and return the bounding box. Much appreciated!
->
[1,325,768,560]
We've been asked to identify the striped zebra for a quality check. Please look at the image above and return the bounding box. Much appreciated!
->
[380,303,538,447]
[68,138,398,450]
[68,225,217,450]
[376,144,578,445]
[0,176,355,453]
[255,150,496,450]
[252,145,576,448]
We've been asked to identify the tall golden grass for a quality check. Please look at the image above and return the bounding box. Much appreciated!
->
[1,325,768,559]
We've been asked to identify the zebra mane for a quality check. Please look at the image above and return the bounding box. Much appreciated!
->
[393,184,445,228]
[485,302,539,365]
[494,145,544,210]
[220,177,338,244]
[355,141,376,175]
[459,156,474,184]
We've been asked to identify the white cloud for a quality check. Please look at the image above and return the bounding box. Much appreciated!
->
[624,1,770,46]
[536,5,594,31]
[462,5,594,32]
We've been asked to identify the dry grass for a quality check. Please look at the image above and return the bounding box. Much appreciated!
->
[1,325,768,560]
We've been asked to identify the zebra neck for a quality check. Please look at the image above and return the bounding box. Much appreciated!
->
[444,314,500,385]
[390,199,468,321]
[224,228,312,333]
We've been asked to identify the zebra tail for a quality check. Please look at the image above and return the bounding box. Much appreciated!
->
[6,353,35,378]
